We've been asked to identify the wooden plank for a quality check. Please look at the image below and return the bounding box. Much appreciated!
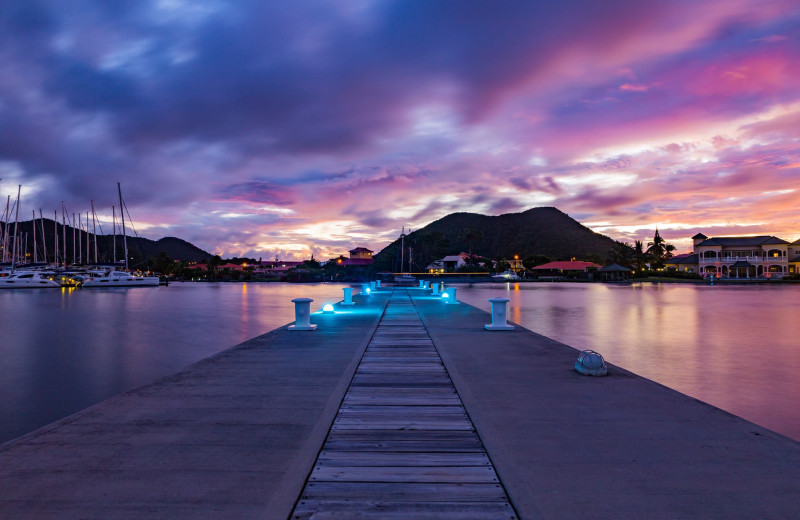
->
[344,387,457,397]
[300,482,508,502]
[324,430,484,452]
[343,396,462,406]
[331,420,473,431]
[292,501,515,520]
[317,451,490,467]
[339,405,465,415]
[309,465,499,483]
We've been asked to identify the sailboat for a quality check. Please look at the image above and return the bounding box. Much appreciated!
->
[81,183,159,288]
[0,185,60,289]
[394,227,416,283]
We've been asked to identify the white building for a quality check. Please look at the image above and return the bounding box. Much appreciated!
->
[689,233,800,279]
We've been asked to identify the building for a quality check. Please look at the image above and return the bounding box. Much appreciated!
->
[532,261,601,279]
[597,263,632,281]
[667,233,800,279]
[441,253,470,272]
[339,247,374,267]
[349,247,373,260]
[507,255,523,272]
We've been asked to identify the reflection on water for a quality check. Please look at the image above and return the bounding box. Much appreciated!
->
[455,282,800,442]
[0,283,347,444]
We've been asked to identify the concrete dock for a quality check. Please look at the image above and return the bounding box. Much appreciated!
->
[1,287,799,519]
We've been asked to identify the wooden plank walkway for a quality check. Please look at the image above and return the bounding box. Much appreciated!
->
[291,289,517,519]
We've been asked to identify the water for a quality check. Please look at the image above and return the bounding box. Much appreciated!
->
[0,282,347,444]
[454,282,800,441]
[2,282,799,445]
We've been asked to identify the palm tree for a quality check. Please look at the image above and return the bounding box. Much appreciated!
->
[609,241,634,266]
[634,240,647,271]
[458,228,484,265]
[646,228,675,269]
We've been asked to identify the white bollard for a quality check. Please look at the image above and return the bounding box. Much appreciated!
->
[445,287,460,305]
[289,298,317,331]
[342,287,355,305]
[376,280,381,288]
[484,297,514,331]
[419,280,425,288]
[431,282,440,295]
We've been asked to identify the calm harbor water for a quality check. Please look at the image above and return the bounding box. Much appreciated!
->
[1,282,798,444]
[0,283,347,444]
[455,282,800,442]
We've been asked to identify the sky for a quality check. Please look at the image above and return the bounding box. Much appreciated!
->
[1,0,799,260]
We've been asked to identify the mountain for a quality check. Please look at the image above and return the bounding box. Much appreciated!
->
[0,219,212,266]
[373,207,618,271]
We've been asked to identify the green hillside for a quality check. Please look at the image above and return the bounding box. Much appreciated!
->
[373,207,617,271]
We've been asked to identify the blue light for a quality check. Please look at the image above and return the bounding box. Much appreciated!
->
[366,287,371,294]
[441,292,449,299]
[322,303,335,314]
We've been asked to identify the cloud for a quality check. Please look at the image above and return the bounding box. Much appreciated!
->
[1,0,800,259]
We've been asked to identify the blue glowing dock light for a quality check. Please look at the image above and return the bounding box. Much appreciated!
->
[322,303,335,314]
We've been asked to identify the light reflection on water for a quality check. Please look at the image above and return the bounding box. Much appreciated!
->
[0,282,347,444]
[455,282,800,441]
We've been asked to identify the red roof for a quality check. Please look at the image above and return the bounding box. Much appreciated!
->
[349,247,373,253]
[341,258,374,266]
[218,263,245,270]
[533,261,601,271]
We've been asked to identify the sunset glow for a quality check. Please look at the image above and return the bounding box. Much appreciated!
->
[1,1,799,259]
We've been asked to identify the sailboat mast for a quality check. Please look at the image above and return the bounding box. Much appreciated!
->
[72,212,76,265]
[117,183,128,271]
[61,202,66,266]
[400,228,405,275]
[112,205,116,264]
[86,212,90,264]
[32,210,37,263]
[11,185,20,272]
[54,210,58,266]
[2,195,9,263]
[39,209,47,265]
[91,200,98,263]
[77,213,82,264]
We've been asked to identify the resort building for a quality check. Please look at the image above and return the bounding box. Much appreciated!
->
[349,247,373,260]
[339,247,374,266]
[667,233,800,279]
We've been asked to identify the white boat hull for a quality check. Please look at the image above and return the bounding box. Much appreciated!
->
[81,270,160,287]
[0,272,61,289]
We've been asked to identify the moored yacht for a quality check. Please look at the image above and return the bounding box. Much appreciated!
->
[81,269,160,287]
[0,271,61,289]
[492,270,520,281]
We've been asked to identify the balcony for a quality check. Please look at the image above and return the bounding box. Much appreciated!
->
[699,255,786,264]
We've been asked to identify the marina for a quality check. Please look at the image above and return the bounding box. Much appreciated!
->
[1,286,798,518]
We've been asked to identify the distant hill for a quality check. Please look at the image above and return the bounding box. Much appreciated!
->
[373,207,617,271]
[0,219,212,266]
